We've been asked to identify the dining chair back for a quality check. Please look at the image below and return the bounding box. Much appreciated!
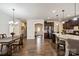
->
[0,34,2,39]
[0,34,7,39]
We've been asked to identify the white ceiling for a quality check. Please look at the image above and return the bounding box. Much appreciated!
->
[0,3,79,20]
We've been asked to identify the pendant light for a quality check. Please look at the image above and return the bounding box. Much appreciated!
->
[11,8,15,37]
[62,10,65,24]
[56,14,58,21]
[62,10,64,19]
[73,3,77,21]
[56,14,59,33]
[13,8,15,32]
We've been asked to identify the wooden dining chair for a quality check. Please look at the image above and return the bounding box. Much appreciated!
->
[0,34,7,53]
[67,39,79,56]
[0,34,2,39]
[0,44,7,56]
[2,34,7,39]
[12,34,24,53]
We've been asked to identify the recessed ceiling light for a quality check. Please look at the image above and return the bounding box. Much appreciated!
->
[72,17,77,21]
[52,10,56,13]
[62,21,65,24]
[56,23,58,26]
[47,17,50,19]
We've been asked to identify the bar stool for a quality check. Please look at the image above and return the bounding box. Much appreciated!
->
[57,37,65,51]
[67,39,79,56]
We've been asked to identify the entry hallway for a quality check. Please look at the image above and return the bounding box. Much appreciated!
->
[13,38,57,56]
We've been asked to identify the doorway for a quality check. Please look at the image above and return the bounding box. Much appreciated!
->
[35,23,43,39]
[44,21,54,39]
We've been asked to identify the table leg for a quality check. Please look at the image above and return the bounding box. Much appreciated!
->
[6,44,12,56]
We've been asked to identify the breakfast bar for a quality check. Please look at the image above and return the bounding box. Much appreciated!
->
[54,33,79,56]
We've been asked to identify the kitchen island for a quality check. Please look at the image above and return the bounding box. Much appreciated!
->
[53,33,79,56]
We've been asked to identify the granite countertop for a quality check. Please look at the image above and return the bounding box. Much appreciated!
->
[53,33,79,40]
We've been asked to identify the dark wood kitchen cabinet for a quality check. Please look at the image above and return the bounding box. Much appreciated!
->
[63,18,79,35]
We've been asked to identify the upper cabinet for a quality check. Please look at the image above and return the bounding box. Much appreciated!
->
[63,18,79,29]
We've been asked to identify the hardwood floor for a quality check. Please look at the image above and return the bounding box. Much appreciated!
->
[12,38,58,56]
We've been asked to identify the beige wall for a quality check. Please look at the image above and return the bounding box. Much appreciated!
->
[20,21,27,37]
[54,21,63,33]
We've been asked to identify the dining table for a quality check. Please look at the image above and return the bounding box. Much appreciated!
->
[53,33,79,56]
[0,36,20,55]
